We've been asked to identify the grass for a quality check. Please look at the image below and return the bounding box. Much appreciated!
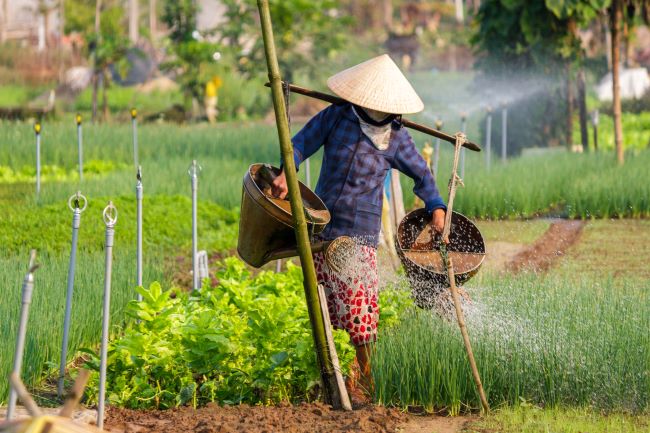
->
[402,145,650,219]
[559,219,650,284]
[0,120,315,209]
[0,85,50,107]
[0,249,165,403]
[475,219,550,244]
[0,193,239,404]
[73,87,184,115]
[573,111,650,151]
[465,405,650,433]
[372,273,650,414]
[2,120,650,218]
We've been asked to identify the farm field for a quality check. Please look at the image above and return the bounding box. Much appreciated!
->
[1,120,649,432]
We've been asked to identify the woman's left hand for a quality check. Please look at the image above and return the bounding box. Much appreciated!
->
[432,208,446,235]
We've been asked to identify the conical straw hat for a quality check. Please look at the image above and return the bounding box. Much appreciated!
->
[327,54,424,114]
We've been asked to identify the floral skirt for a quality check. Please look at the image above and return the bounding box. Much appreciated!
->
[313,244,379,347]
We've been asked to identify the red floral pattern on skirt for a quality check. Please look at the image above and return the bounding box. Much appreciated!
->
[313,245,379,347]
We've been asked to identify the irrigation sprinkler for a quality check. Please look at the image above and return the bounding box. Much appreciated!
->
[131,108,138,171]
[97,201,117,430]
[501,102,508,162]
[34,122,41,198]
[58,192,87,398]
[6,250,39,421]
[188,160,202,291]
[591,109,599,151]
[136,166,143,299]
[459,113,467,178]
[76,113,83,180]
[433,119,442,181]
[440,133,490,414]
[485,106,492,170]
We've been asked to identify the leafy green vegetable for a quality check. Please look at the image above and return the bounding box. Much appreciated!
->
[83,258,356,409]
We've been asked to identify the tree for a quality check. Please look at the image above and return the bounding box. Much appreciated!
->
[218,0,350,82]
[608,0,650,164]
[472,0,609,154]
[160,0,220,117]
[609,0,624,163]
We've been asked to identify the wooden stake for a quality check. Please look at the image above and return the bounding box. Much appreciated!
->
[317,284,352,410]
[8,372,42,417]
[59,370,90,418]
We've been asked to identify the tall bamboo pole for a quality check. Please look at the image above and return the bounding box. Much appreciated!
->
[256,0,340,408]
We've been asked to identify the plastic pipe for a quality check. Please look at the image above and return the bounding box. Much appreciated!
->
[58,192,87,397]
[6,251,38,420]
[97,202,117,430]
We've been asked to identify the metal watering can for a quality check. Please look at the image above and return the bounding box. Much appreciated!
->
[237,163,353,271]
[396,208,486,309]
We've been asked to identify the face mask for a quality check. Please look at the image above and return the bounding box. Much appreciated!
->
[352,106,394,150]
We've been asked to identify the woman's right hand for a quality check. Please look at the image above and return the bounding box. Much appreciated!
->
[271,171,288,199]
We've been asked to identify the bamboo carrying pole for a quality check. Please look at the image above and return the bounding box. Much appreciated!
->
[265,82,482,153]
[441,133,490,414]
[256,0,346,409]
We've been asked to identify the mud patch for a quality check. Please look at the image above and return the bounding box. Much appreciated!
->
[506,219,586,273]
[105,403,406,433]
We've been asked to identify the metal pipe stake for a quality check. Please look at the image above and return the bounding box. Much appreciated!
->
[97,202,117,430]
[485,107,492,170]
[58,192,87,397]
[34,123,41,198]
[433,119,443,182]
[188,160,201,291]
[460,114,467,178]
[305,158,311,189]
[136,166,143,298]
[501,105,508,162]
[76,114,83,180]
[131,108,138,171]
[6,250,38,421]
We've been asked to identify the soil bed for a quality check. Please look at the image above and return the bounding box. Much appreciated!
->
[105,403,406,433]
[506,219,585,273]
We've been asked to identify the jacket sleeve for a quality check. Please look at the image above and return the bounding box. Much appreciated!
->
[288,105,339,171]
[391,128,446,212]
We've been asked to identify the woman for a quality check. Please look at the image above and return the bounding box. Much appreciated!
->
[271,54,446,398]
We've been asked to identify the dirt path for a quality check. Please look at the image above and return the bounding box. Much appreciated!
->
[505,219,586,273]
[105,403,406,433]
[402,414,475,433]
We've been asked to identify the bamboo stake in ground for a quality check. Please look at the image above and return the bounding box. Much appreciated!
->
[256,0,345,409]
[441,132,490,414]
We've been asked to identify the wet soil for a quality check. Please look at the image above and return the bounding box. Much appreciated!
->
[506,219,586,273]
[104,403,406,433]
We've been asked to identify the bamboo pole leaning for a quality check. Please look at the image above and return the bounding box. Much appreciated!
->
[256,0,347,410]
[440,133,490,414]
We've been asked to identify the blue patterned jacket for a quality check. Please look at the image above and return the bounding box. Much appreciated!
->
[291,103,446,246]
